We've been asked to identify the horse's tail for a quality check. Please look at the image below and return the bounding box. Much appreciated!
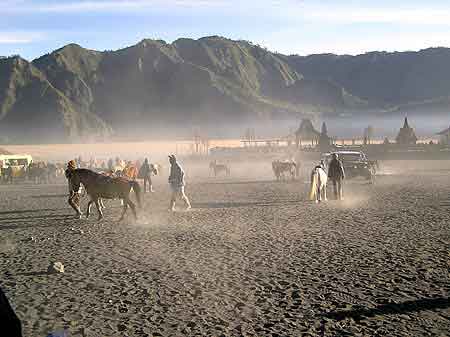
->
[130,181,142,208]
[295,162,301,177]
[317,168,322,189]
[309,169,317,200]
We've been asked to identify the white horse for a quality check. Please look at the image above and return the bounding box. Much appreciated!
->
[309,166,328,203]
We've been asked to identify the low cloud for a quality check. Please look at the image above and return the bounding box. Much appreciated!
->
[296,3,450,26]
[0,32,44,44]
[1,0,229,13]
[259,29,450,56]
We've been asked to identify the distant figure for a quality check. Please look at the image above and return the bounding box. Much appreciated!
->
[4,165,13,184]
[139,158,155,193]
[272,160,298,181]
[0,286,22,337]
[89,158,95,169]
[209,160,230,177]
[327,153,345,200]
[168,155,191,211]
[107,158,114,170]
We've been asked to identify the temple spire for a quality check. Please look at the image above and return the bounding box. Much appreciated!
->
[321,122,328,136]
[403,117,410,129]
[396,116,417,145]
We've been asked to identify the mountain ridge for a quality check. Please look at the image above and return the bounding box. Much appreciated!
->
[0,36,449,142]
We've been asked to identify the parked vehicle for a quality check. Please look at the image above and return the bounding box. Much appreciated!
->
[322,151,378,180]
[0,154,33,181]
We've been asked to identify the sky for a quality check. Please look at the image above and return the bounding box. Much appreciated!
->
[2,0,450,60]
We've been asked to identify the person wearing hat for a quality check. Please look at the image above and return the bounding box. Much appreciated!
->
[139,158,154,193]
[327,153,345,200]
[168,155,191,211]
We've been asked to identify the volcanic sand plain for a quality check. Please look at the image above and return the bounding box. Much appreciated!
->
[0,160,449,337]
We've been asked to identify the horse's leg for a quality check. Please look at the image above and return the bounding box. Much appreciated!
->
[119,198,128,221]
[86,200,93,218]
[94,198,104,221]
[69,194,82,218]
[127,199,137,220]
[99,198,106,210]
[323,181,328,201]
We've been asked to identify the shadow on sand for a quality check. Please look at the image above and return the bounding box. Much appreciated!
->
[0,208,63,216]
[0,214,73,222]
[30,194,67,199]
[322,297,450,321]
[192,199,304,209]
[202,180,302,186]
[0,216,76,230]
[16,271,51,277]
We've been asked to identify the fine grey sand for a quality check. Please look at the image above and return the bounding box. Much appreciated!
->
[0,160,449,337]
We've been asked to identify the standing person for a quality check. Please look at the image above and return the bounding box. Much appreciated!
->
[107,158,114,171]
[327,153,345,200]
[168,155,191,211]
[5,164,13,184]
[328,153,345,200]
[139,158,154,193]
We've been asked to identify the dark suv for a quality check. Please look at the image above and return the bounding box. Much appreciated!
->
[323,151,378,180]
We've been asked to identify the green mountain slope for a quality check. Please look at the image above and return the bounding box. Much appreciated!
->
[286,48,450,107]
[0,56,111,143]
[1,37,450,142]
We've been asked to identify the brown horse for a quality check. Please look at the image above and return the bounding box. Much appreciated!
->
[122,164,139,180]
[66,168,142,221]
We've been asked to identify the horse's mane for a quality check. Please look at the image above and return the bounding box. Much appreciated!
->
[76,168,102,178]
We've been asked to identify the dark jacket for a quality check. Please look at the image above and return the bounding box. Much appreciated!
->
[328,158,345,180]
[139,162,151,178]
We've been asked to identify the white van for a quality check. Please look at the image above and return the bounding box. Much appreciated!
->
[0,154,33,168]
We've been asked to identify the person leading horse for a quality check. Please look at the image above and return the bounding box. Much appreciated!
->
[327,153,345,200]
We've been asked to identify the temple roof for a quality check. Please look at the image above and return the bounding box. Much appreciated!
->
[437,126,450,135]
[396,117,417,144]
[295,119,320,140]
